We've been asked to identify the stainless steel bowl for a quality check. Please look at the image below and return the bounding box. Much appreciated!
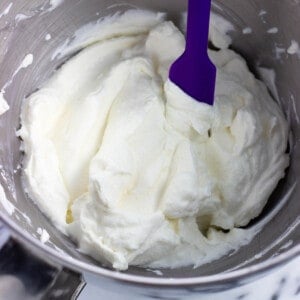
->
[0,0,299,297]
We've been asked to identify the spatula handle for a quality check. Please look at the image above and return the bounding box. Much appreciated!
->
[186,0,212,56]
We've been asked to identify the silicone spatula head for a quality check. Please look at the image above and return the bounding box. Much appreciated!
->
[169,0,216,105]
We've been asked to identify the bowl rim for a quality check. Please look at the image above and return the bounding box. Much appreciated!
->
[1,210,299,287]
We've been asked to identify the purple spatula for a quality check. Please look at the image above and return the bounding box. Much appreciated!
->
[169,0,216,105]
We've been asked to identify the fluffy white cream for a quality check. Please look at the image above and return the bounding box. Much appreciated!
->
[19,11,289,270]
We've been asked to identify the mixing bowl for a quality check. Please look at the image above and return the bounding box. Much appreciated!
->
[0,0,299,297]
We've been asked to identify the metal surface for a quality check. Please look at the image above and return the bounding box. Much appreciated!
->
[0,222,85,299]
[0,0,299,294]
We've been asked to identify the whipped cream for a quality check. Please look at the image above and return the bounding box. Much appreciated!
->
[19,10,289,270]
